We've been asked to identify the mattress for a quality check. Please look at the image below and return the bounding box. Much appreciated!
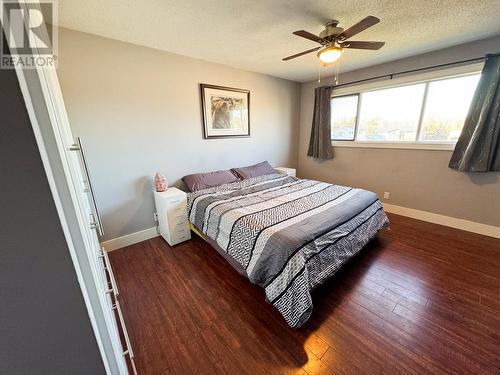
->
[187,174,389,327]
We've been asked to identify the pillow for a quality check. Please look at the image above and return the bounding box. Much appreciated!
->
[231,161,278,180]
[182,169,239,192]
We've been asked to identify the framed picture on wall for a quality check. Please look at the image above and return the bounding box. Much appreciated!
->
[200,84,250,139]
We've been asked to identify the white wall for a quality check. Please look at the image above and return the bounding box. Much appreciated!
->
[298,35,500,227]
[57,28,301,241]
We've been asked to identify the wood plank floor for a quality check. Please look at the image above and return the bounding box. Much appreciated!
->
[109,213,500,374]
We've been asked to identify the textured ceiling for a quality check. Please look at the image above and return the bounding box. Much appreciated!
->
[56,0,500,82]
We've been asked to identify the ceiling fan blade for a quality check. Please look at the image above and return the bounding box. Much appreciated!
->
[292,30,323,44]
[340,41,385,50]
[282,47,321,61]
[337,16,380,41]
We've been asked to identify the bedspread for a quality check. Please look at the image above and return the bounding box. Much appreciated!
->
[187,174,389,327]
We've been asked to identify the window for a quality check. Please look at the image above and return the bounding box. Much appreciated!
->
[419,75,480,141]
[331,73,480,146]
[331,95,358,140]
[357,84,425,142]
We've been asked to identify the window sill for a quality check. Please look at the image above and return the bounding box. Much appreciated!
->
[331,141,456,151]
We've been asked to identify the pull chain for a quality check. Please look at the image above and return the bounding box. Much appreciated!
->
[334,59,341,85]
[318,59,341,85]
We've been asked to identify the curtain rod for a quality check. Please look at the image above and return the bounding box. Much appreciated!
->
[330,52,500,89]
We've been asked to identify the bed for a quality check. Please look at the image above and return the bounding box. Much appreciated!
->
[187,173,389,328]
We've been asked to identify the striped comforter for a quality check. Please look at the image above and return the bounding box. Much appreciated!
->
[187,174,389,327]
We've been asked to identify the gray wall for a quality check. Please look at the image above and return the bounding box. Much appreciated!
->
[0,35,105,374]
[56,28,301,241]
[298,35,500,227]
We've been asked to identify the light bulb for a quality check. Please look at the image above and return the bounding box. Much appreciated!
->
[317,46,343,64]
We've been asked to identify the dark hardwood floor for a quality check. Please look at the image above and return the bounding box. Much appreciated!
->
[109,213,500,374]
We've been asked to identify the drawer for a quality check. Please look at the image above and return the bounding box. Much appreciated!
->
[168,207,187,221]
[171,230,191,245]
[169,210,187,222]
[169,215,188,227]
[167,198,187,212]
[172,223,189,236]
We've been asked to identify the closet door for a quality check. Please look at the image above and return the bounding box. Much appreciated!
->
[30,46,136,375]
[8,3,137,372]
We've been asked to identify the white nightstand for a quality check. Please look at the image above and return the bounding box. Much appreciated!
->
[275,167,296,177]
[154,187,191,246]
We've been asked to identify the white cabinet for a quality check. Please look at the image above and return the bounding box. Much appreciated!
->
[154,188,191,246]
[275,167,296,177]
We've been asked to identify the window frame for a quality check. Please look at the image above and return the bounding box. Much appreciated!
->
[330,65,482,150]
[330,93,360,141]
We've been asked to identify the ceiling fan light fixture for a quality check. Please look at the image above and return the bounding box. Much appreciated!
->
[283,16,383,62]
[317,45,343,64]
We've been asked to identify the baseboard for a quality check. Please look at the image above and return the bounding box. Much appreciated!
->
[382,203,500,239]
[101,226,159,251]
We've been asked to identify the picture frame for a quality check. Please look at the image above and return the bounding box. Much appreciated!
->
[200,84,250,139]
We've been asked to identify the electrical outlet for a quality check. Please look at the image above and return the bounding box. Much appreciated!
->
[383,192,390,199]
[153,212,158,222]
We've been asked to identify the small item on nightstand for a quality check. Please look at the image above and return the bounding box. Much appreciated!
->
[154,172,168,192]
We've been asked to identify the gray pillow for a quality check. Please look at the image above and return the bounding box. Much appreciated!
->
[182,169,239,192]
[231,161,278,180]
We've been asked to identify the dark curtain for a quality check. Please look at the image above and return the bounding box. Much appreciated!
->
[449,53,500,171]
[308,86,333,159]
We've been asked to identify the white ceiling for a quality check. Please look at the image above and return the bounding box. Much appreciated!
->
[56,0,500,82]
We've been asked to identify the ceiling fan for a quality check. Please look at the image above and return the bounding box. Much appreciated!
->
[283,16,385,64]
